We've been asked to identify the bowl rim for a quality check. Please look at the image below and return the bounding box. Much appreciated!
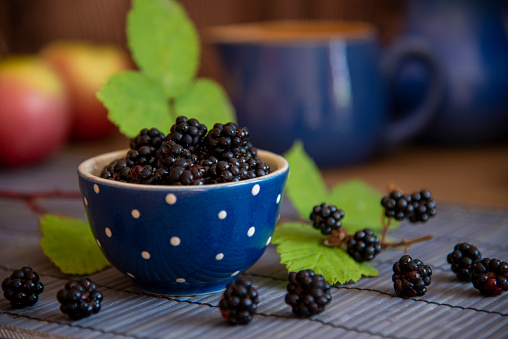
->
[78,148,289,191]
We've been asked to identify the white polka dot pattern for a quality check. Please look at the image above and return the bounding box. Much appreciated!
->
[131,209,140,219]
[141,251,150,259]
[218,210,227,219]
[170,237,181,246]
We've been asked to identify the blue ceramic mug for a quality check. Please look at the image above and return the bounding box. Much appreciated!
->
[207,21,442,166]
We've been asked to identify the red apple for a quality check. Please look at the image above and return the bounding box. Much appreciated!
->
[0,57,71,166]
[41,41,133,140]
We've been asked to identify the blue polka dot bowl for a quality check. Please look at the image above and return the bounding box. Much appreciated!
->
[77,149,289,296]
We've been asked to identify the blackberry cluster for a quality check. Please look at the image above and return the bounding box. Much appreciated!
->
[470,258,508,296]
[219,278,259,325]
[347,228,383,262]
[285,269,332,318]
[392,255,432,297]
[381,189,437,223]
[57,278,103,320]
[447,243,482,281]
[1,266,44,308]
[100,116,270,185]
[309,203,345,235]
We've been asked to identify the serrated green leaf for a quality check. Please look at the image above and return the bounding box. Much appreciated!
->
[174,78,236,126]
[283,140,329,220]
[97,71,172,137]
[40,214,110,275]
[127,0,199,97]
[329,180,398,233]
[272,222,378,285]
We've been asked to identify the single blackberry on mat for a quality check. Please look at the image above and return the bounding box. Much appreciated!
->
[309,203,345,235]
[285,269,332,318]
[2,266,44,308]
[347,228,383,262]
[381,190,414,221]
[57,278,103,320]
[408,189,437,223]
[470,258,508,296]
[392,255,432,297]
[166,116,207,153]
[219,278,259,325]
[447,243,482,281]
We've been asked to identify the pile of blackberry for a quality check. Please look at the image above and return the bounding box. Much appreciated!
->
[219,278,259,325]
[1,266,44,308]
[285,269,332,318]
[392,255,432,297]
[470,258,508,296]
[57,278,103,320]
[381,189,437,223]
[347,228,383,262]
[446,243,482,281]
[309,203,345,235]
[100,116,270,185]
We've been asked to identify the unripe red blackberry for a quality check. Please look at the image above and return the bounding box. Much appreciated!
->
[447,243,482,281]
[219,278,259,325]
[470,258,508,296]
[392,255,432,297]
[347,228,383,262]
[2,266,44,308]
[285,269,332,318]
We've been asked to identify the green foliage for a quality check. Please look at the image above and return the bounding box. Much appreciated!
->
[272,222,378,285]
[97,0,235,137]
[271,141,399,284]
[282,140,396,234]
[40,214,110,275]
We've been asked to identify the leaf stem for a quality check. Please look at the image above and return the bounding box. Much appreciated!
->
[381,234,434,252]
[380,215,391,243]
[0,190,82,215]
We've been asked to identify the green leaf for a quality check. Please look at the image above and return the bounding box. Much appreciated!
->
[97,71,172,138]
[127,0,199,97]
[329,180,396,234]
[282,141,398,233]
[40,214,110,275]
[283,140,329,220]
[272,222,378,285]
[174,78,236,126]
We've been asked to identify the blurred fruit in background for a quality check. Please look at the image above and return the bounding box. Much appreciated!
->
[41,40,133,140]
[0,56,71,166]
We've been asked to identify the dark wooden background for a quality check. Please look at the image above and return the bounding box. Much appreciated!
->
[0,0,404,82]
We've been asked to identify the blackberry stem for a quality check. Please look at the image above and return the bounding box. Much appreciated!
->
[380,215,391,243]
[324,228,350,247]
[381,234,434,252]
[0,190,81,215]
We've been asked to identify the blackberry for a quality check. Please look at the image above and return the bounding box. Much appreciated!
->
[219,278,259,325]
[392,255,432,297]
[408,190,437,223]
[446,243,482,281]
[126,165,154,185]
[2,266,44,308]
[156,140,196,169]
[166,116,207,153]
[128,128,165,167]
[347,228,383,262]
[57,278,103,320]
[129,127,165,150]
[285,270,332,318]
[381,190,414,221]
[100,158,131,182]
[204,122,249,160]
[470,258,508,296]
[309,203,345,235]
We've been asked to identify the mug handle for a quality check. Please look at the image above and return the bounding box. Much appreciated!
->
[381,37,444,147]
